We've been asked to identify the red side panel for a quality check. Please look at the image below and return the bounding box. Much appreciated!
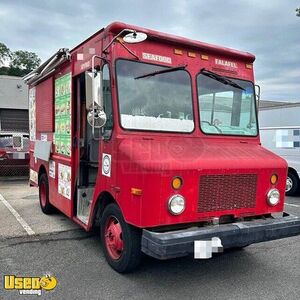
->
[36,77,54,132]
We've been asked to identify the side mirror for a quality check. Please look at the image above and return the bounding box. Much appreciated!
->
[255,84,261,113]
[85,71,103,110]
[87,105,107,129]
[85,69,107,131]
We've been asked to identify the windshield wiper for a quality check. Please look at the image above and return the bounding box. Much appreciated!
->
[134,64,187,80]
[200,68,245,91]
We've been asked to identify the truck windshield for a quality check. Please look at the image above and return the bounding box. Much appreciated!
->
[197,73,258,136]
[116,60,194,133]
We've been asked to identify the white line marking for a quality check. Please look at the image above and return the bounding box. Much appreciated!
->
[0,193,35,235]
[285,203,300,208]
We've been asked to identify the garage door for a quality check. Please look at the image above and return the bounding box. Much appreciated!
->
[0,109,29,132]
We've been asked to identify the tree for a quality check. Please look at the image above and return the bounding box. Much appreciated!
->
[296,7,300,16]
[9,50,41,71]
[0,44,41,76]
[0,42,11,66]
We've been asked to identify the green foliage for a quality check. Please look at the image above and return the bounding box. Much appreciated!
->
[297,7,300,16]
[0,66,9,75]
[0,42,11,65]
[10,50,41,71]
[0,42,41,76]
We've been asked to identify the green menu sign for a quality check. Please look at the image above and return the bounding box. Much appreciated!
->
[54,73,72,157]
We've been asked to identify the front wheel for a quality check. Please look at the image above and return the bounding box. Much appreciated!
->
[100,203,142,273]
[286,171,299,196]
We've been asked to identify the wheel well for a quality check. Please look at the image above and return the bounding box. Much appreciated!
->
[288,167,300,181]
[38,165,47,184]
[92,192,117,228]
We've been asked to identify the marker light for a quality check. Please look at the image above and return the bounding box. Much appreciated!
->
[267,189,280,206]
[131,188,142,196]
[168,195,185,215]
[174,49,183,55]
[188,52,196,58]
[270,174,278,185]
[172,177,183,190]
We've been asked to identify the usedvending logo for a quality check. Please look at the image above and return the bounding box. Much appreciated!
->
[4,274,57,296]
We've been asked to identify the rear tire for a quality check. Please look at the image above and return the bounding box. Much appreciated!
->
[286,171,299,196]
[100,203,142,273]
[38,173,55,214]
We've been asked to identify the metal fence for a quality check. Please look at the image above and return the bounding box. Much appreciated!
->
[0,133,29,177]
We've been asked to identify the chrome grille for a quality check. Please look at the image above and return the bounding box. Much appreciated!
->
[198,174,257,213]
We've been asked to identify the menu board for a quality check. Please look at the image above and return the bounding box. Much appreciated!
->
[54,73,72,156]
[29,87,36,141]
[58,163,71,199]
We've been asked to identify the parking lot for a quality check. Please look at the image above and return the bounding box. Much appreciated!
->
[0,179,300,300]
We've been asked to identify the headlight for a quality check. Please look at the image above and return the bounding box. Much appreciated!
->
[267,188,280,206]
[168,195,185,215]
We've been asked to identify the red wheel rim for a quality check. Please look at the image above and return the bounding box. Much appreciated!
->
[104,216,124,260]
[40,182,47,208]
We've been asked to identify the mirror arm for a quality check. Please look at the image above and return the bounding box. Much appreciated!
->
[255,84,261,101]
[102,29,135,53]
[116,37,139,60]
[255,84,261,114]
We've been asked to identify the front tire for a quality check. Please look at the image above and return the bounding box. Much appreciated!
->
[100,203,142,273]
[38,173,55,214]
[286,171,299,196]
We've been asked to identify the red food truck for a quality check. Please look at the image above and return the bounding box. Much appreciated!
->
[24,22,300,272]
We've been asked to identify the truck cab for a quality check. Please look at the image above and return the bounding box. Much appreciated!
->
[24,22,300,272]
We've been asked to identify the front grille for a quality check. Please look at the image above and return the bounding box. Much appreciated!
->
[198,174,257,213]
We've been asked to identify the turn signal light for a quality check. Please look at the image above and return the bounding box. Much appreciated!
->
[270,174,278,185]
[172,177,183,190]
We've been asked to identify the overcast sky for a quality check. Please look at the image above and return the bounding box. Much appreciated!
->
[0,0,299,101]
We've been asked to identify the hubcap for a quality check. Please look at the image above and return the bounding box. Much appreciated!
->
[286,177,293,192]
[40,182,47,208]
[104,216,124,260]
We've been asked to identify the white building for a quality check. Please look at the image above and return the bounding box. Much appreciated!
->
[259,101,300,196]
[0,75,28,132]
[0,75,29,176]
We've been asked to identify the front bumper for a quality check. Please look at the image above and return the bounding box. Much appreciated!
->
[141,214,300,259]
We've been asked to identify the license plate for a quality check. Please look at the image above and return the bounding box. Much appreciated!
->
[194,237,223,259]
[12,152,25,159]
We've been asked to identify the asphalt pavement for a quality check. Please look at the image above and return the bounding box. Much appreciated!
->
[0,180,299,300]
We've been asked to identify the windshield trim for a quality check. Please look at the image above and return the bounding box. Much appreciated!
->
[115,58,195,134]
[196,71,259,138]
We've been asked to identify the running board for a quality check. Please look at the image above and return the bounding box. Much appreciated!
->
[77,187,94,225]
